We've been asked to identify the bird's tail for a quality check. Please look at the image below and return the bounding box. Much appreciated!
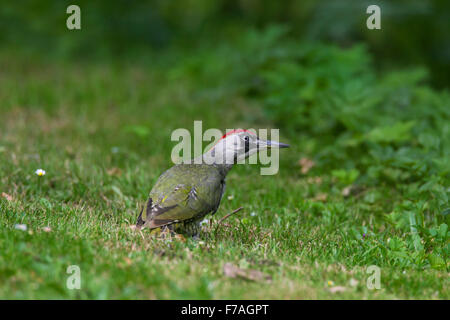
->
[136,198,152,228]
[136,207,145,228]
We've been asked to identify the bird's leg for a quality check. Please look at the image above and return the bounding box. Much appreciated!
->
[159,225,175,239]
[159,225,188,242]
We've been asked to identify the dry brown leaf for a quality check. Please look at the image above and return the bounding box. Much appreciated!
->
[329,286,347,293]
[307,176,322,185]
[349,278,359,287]
[223,263,239,278]
[174,234,186,242]
[245,269,272,282]
[223,263,272,283]
[107,167,122,176]
[312,193,328,202]
[342,186,352,197]
[1,192,13,201]
[299,157,315,174]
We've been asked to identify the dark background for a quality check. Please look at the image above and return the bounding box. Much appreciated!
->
[1,0,449,88]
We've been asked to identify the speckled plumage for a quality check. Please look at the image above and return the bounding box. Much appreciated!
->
[137,164,227,235]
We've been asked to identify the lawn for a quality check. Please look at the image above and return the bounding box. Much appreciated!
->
[0,36,448,299]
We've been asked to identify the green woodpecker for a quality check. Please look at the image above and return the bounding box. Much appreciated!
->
[136,129,289,236]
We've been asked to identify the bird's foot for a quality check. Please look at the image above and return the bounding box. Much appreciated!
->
[174,234,187,242]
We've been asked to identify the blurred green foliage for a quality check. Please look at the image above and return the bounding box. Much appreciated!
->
[0,0,449,86]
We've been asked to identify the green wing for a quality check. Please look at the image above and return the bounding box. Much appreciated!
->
[137,164,225,229]
[139,184,210,229]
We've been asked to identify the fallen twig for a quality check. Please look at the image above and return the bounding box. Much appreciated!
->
[214,207,243,233]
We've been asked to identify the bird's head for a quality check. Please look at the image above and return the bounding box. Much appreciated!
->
[204,129,289,165]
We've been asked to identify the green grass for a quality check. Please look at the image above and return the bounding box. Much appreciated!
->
[0,47,448,299]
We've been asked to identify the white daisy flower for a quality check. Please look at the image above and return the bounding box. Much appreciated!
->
[111,147,120,154]
[35,169,46,177]
[14,224,27,231]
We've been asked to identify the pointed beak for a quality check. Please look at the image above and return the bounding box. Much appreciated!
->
[259,139,290,149]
